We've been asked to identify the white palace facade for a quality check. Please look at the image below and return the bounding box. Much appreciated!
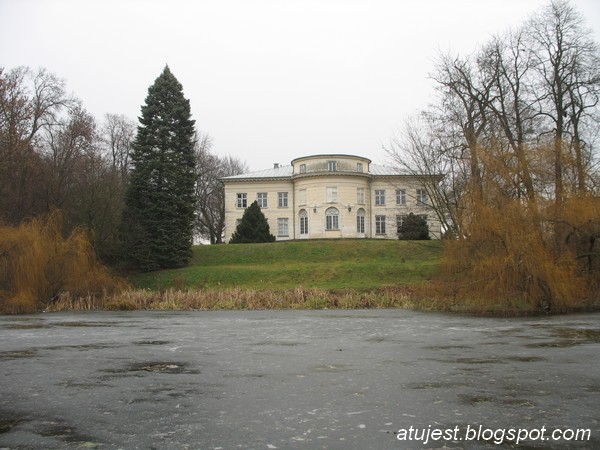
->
[222,154,442,242]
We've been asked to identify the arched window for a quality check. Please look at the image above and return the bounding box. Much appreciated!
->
[325,207,339,230]
[299,209,309,235]
[356,208,365,233]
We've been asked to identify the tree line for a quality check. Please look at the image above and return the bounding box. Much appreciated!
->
[389,0,600,311]
[0,65,246,266]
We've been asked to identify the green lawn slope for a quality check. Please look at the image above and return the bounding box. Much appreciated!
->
[132,239,443,291]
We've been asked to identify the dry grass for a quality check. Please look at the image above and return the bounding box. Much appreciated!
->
[46,286,419,312]
[46,283,594,316]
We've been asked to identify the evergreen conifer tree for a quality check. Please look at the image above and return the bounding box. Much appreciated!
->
[229,201,276,243]
[121,66,197,270]
[398,213,430,240]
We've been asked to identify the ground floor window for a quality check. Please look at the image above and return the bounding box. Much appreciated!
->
[357,208,365,233]
[375,215,386,234]
[326,207,339,230]
[396,215,406,234]
[278,218,289,236]
[299,210,308,235]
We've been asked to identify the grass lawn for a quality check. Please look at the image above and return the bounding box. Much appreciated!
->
[132,239,443,291]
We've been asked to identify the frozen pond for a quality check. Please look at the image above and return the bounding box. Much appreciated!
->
[1,310,599,449]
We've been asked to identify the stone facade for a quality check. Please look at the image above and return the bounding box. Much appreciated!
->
[222,154,441,242]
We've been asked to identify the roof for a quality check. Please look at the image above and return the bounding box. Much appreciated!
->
[221,165,294,181]
[220,163,413,181]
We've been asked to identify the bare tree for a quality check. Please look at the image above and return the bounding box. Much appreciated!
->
[387,115,465,238]
[429,52,494,201]
[41,104,97,213]
[528,0,600,200]
[0,66,73,223]
[99,113,136,180]
[194,134,248,243]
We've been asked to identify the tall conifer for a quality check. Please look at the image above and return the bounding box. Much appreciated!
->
[121,66,196,270]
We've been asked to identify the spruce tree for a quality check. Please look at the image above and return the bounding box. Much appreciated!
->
[229,201,276,243]
[398,213,430,240]
[121,66,197,271]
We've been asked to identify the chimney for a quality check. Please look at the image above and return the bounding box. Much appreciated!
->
[274,163,279,169]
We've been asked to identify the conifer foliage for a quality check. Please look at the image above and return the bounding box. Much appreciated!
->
[398,213,430,240]
[230,201,276,244]
[121,66,197,271]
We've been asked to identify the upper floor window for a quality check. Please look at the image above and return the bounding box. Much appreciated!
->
[325,207,339,230]
[278,192,289,208]
[326,187,338,203]
[236,193,247,208]
[328,161,337,172]
[357,188,365,204]
[375,189,386,206]
[357,163,363,173]
[257,192,268,208]
[300,164,306,173]
[298,189,307,206]
[396,189,406,205]
[417,189,428,205]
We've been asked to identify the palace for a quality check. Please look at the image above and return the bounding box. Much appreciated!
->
[222,154,441,241]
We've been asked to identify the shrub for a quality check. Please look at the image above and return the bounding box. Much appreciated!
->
[229,201,276,243]
[398,213,430,240]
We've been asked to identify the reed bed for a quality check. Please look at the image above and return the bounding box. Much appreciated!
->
[46,286,421,312]
[44,284,593,315]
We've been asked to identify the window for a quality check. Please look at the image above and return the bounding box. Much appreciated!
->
[417,189,428,205]
[299,210,309,235]
[396,189,406,205]
[298,189,307,206]
[357,188,365,204]
[278,192,288,208]
[375,190,386,206]
[278,218,289,236]
[357,208,365,233]
[300,164,306,173]
[326,187,338,203]
[376,215,386,234]
[325,207,339,230]
[328,160,337,172]
[257,192,268,208]
[357,163,363,173]
[396,215,406,234]
[235,218,242,228]
[236,193,247,208]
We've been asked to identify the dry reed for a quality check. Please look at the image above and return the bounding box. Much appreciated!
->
[45,286,420,312]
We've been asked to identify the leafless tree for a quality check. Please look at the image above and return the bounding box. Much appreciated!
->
[528,0,600,199]
[0,66,73,223]
[99,113,136,179]
[194,133,248,243]
[41,104,97,213]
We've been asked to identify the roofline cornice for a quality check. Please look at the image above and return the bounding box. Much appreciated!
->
[291,153,372,165]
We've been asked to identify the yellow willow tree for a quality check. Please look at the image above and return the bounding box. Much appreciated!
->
[442,142,599,312]
[0,212,125,314]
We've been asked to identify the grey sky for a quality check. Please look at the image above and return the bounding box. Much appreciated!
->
[1,0,599,171]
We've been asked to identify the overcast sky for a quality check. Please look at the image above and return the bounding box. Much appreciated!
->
[1,0,599,171]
